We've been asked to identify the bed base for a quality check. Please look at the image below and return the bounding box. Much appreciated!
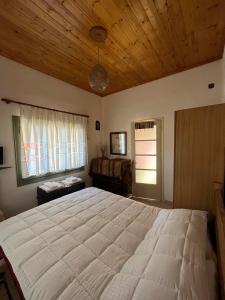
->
[0,247,25,300]
[214,183,225,299]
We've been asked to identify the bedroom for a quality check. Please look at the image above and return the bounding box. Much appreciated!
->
[0,0,225,299]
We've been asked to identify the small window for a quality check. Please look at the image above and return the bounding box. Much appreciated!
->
[13,106,88,186]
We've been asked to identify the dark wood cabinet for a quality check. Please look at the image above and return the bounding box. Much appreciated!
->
[92,174,129,196]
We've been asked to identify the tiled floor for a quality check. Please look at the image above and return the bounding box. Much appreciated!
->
[132,197,173,209]
[0,259,20,300]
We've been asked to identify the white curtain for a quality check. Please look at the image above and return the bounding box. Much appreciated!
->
[20,105,88,178]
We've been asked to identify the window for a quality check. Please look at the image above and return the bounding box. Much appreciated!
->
[13,106,88,186]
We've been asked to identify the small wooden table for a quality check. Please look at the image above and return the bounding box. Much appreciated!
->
[37,180,85,205]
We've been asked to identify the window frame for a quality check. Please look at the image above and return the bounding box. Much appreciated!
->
[12,116,85,187]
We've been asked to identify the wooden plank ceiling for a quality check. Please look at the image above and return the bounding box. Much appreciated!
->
[0,0,224,96]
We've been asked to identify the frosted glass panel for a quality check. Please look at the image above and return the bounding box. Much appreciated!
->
[135,125,156,140]
[135,141,156,155]
[136,170,157,184]
[136,156,156,169]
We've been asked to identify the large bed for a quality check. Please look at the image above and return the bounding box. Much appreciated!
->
[0,187,222,299]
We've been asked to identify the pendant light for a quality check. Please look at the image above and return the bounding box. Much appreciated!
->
[89,26,109,93]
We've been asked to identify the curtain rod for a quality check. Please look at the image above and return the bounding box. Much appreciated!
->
[1,98,89,118]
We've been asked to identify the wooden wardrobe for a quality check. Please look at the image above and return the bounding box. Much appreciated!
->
[174,103,225,214]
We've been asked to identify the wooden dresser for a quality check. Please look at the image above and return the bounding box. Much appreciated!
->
[89,158,132,196]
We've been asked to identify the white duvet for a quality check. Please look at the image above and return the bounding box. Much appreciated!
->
[0,187,211,299]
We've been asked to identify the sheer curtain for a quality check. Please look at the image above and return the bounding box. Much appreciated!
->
[20,105,88,178]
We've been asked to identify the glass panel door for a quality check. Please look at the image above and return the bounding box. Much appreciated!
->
[132,119,163,200]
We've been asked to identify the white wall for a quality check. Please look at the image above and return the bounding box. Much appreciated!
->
[0,56,102,217]
[103,58,225,202]
[1,54,224,217]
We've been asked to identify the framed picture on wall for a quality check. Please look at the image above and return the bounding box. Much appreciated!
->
[110,132,127,155]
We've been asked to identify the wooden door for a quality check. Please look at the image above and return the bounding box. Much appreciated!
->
[174,103,225,213]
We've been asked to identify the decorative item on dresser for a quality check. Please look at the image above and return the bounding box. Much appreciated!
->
[100,145,107,158]
[89,157,131,196]
[37,179,85,205]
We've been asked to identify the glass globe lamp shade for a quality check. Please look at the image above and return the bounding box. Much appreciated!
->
[88,64,109,92]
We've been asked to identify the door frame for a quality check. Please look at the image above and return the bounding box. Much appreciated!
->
[131,117,164,201]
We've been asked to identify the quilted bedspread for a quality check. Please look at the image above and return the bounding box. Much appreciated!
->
[0,187,210,300]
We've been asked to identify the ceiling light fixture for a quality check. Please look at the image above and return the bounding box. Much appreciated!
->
[89,26,109,93]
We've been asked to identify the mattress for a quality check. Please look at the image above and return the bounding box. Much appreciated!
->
[0,187,211,299]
